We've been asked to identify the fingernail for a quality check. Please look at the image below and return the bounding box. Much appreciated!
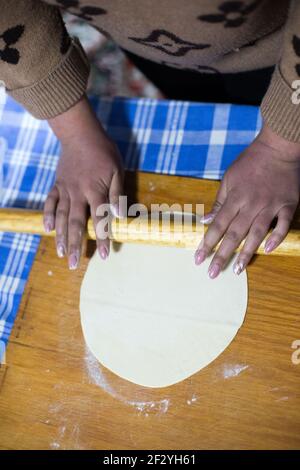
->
[56,243,65,258]
[233,260,244,275]
[44,221,53,233]
[195,249,206,265]
[264,240,276,254]
[208,264,221,279]
[99,246,108,260]
[200,213,215,224]
[69,252,79,270]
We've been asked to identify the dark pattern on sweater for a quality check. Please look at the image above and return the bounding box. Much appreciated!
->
[0,24,25,65]
[129,29,210,57]
[292,35,300,77]
[54,0,107,21]
[198,1,262,28]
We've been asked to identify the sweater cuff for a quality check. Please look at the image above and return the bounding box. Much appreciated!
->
[7,38,90,120]
[261,66,300,143]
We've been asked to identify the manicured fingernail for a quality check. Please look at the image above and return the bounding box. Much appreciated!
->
[56,243,65,258]
[233,260,244,275]
[195,249,206,265]
[265,240,276,254]
[200,213,215,224]
[208,264,221,279]
[69,252,79,270]
[99,246,108,260]
[44,221,53,233]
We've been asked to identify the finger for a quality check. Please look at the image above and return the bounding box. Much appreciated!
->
[67,199,87,270]
[43,186,59,233]
[55,190,70,259]
[264,205,296,253]
[207,213,253,279]
[89,193,110,260]
[195,197,239,266]
[200,180,227,224]
[109,170,124,218]
[233,210,274,274]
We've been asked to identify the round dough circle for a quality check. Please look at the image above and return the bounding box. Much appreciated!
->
[80,243,248,388]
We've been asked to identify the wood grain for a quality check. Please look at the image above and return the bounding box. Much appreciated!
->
[0,171,300,450]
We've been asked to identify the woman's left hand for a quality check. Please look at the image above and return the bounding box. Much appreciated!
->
[195,123,300,278]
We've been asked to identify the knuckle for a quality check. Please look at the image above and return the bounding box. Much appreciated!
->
[56,208,69,219]
[86,187,105,203]
[201,237,213,251]
[69,218,85,233]
[251,226,265,240]
[56,230,66,240]
[212,219,226,233]
[55,225,67,236]
[224,230,240,243]
[57,184,71,201]
[69,186,84,199]
[212,254,226,267]
[240,249,252,262]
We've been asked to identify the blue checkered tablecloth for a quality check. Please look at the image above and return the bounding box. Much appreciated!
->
[0,92,262,357]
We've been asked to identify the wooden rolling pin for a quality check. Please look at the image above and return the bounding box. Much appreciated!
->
[0,208,299,256]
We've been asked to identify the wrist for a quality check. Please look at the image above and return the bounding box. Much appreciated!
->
[48,94,108,147]
[258,123,300,162]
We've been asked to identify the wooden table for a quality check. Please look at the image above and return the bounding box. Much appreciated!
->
[0,171,300,450]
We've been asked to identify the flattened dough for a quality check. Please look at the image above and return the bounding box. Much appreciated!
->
[80,243,248,388]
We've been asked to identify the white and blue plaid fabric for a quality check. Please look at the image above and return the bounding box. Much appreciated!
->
[0,92,262,354]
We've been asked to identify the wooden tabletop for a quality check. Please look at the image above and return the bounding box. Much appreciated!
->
[0,171,300,450]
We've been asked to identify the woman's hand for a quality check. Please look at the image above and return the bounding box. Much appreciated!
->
[195,123,300,278]
[43,95,124,269]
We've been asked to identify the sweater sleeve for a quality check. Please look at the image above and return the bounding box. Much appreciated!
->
[261,0,300,142]
[0,0,90,119]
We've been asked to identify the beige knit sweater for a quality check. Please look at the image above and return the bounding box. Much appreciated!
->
[0,0,299,141]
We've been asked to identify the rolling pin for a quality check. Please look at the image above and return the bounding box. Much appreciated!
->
[0,208,299,256]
